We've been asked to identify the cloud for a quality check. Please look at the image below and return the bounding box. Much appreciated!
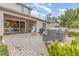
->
[31,10,46,19]
[32,3,40,5]
[59,9,66,12]
[58,9,66,14]
[26,3,53,18]
[32,3,52,13]
[39,6,52,13]
[48,4,52,7]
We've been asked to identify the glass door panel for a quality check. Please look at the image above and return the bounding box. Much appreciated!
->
[4,20,20,33]
[20,22,25,32]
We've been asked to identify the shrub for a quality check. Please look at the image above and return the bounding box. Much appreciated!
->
[46,40,79,56]
[0,44,8,56]
[0,36,8,56]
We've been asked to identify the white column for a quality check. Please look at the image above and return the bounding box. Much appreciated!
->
[0,10,4,36]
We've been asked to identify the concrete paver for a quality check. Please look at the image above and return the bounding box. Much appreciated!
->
[4,33,48,56]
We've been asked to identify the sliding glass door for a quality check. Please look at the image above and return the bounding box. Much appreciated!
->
[4,19,25,33]
[20,22,25,32]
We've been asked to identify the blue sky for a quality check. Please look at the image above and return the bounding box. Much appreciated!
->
[26,3,79,19]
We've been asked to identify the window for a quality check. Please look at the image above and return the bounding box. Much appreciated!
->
[4,20,19,28]
[4,20,20,33]
[43,23,46,29]
[12,21,19,28]
[4,20,11,28]
[21,6,24,12]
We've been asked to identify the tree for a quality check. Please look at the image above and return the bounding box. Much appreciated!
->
[45,14,58,23]
[59,8,79,28]
[45,13,52,22]
[45,14,59,27]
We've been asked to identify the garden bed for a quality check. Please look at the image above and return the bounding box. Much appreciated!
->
[46,40,79,56]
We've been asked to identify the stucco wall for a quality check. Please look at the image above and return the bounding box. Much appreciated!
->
[36,21,43,32]
[46,23,49,29]
[0,10,4,35]
[0,3,30,15]
[36,21,51,32]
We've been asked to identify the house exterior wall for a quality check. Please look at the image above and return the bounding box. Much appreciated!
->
[3,9,37,22]
[46,22,60,29]
[0,10,4,35]
[0,3,31,15]
[0,9,36,35]
[0,3,49,35]
[36,21,43,32]
[46,23,50,29]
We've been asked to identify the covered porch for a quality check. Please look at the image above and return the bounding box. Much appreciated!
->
[4,14,36,34]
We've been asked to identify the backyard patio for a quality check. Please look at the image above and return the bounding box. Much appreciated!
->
[4,33,48,56]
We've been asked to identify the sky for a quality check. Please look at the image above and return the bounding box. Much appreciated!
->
[26,3,79,19]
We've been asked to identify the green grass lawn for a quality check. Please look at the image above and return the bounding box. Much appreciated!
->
[73,35,79,45]
[67,32,79,45]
